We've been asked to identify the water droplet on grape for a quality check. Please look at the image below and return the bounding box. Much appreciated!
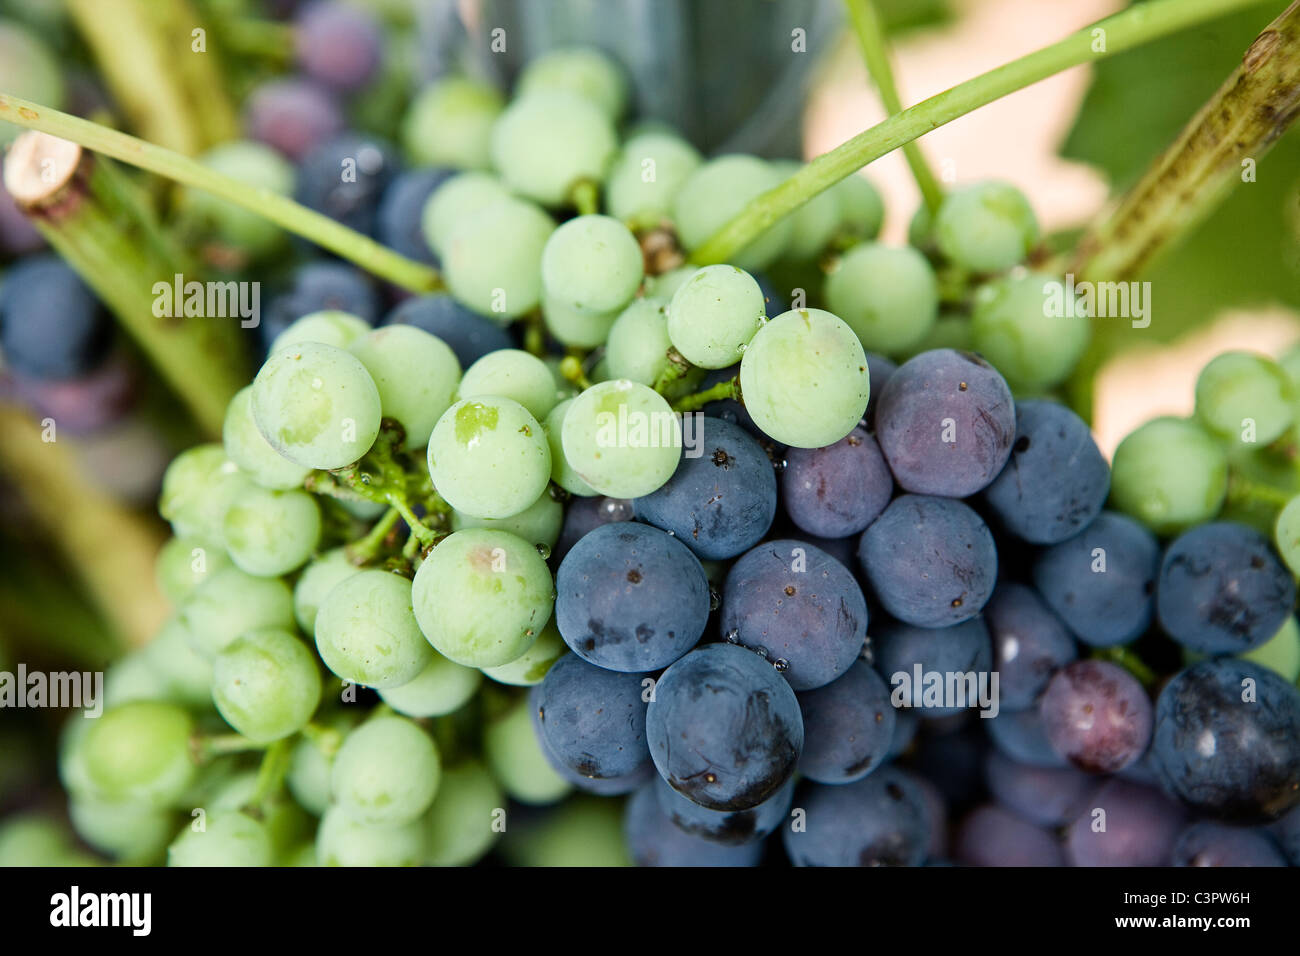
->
[709,586,721,611]
[535,543,551,560]
[773,658,789,672]
[725,629,739,644]
[600,497,634,521]
[311,377,323,390]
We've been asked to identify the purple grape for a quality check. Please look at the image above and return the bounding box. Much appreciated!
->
[9,351,136,435]
[259,261,379,353]
[1273,804,1300,865]
[1171,822,1288,867]
[294,134,398,237]
[382,294,514,369]
[984,582,1077,712]
[294,1,384,93]
[534,654,651,780]
[984,750,1098,828]
[864,352,896,428]
[243,78,345,162]
[1039,660,1153,774]
[376,169,452,266]
[985,706,1067,768]
[0,256,112,380]
[781,426,892,539]
[796,660,896,784]
[551,496,633,565]
[528,685,652,796]
[955,805,1065,866]
[908,771,949,861]
[872,617,993,719]
[875,349,1016,498]
[624,783,763,867]
[653,773,794,846]
[1064,779,1187,866]
[782,767,931,867]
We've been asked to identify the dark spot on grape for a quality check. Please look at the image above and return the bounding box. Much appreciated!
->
[1014,436,1030,453]
[958,382,968,391]
[627,569,643,584]
[784,585,796,596]
[885,782,904,800]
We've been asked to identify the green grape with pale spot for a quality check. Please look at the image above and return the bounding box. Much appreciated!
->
[443,197,555,319]
[971,273,1090,392]
[457,349,559,422]
[378,651,481,718]
[222,386,312,490]
[212,628,321,743]
[544,399,598,497]
[349,324,461,450]
[177,567,295,659]
[80,701,197,808]
[672,155,793,271]
[270,310,371,353]
[1195,351,1294,448]
[541,214,644,316]
[421,171,510,258]
[667,265,766,369]
[155,535,233,603]
[739,309,870,448]
[451,486,564,551]
[411,529,554,668]
[1110,417,1228,534]
[518,47,627,120]
[331,716,441,826]
[606,297,672,385]
[605,131,701,226]
[158,444,249,542]
[561,379,681,498]
[167,811,272,867]
[293,547,358,634]
[251,341,382,471]
[427,397,551,519]
[222,485,321,577]
[483,695,571,805]
[314,569,432,689]
[402,77,503,171]
[316,804,425,867]
[825,243,938,357]
[481,620,567,686]
[490,91,617,206]
[423,760,503,866]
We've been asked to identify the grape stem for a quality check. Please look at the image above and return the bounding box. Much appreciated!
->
[673,376,740,412]
[1227,472,1295,510]
[559,354,593,391]
[245,737,293,815]
[0,93,444,294]
[569,179,600,216]
[301,722,344,758]
[842,0,944,213]
[689,0,1273,264]
[652,347,693,394]
[347,506,402,565]
[193,733,267,762]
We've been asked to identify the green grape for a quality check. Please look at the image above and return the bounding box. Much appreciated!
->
[167,811,272,867]
[251,341,383,471]
[934,180,1039,273]
[378,651,481,718]
[293,547,358,633]
[907,312,973,356]
[0,21,65,143]
[644,266,695,301]
[177,567,295,659]
[773,160,840,260]
[1195,351,1295,447]
[483,696,571,805]
[331,716,441,826]
[349,324,461,450]
[421,171,510,258]
[481,620,566,686]
[0,815,72,866]
[68,796,174,860]
[314,569,432,689]
[541,290,620,349]
[1243,615,1300,683]
[908,203,934,247]
[1110,417,1228,534]
[423,759,503,866]
[270,310,371,354]
[667,265,765,369]
[517,46,627,121]
[451,487,564,551]
[222,386,312,491]
[184,141,293,257]
[287,735,334,817]
[739,308,871,448]
[825,243,938,356]
[672,155,793,271]
[222,485,321,577]
[104,653,173,708]
[500,797,631,867]
[208,772,312,854]
[411,529,554,667]
[543,399,598,497]
[971,273,1090,392]
[541,214,644,316]
[489,91,617,206]
[140,617,214,709]
[457,349,559,422]
[443,197,556,319]
[604,131,702,226]
[561,380,681,497]
[316,804,425,867]
[834,174,885,240]
[427,397,551,519]
[155,536,232,604]
[605,297,672,385]
[80,701,197,808]
[402,77,504,170]
[1274,495,1300,577]
[212,628,321,743]
[158,444,248,542]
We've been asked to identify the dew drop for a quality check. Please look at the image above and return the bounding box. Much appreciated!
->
[773,658,789,672]
[535,543,551,560]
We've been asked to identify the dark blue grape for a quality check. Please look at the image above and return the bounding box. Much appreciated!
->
[243,78,344,162]
[887,709,918,760]
[10,351,135,436]
[875,349,1016,497]
[1274,804,1300,865]
[377,169,451,266]
[551,496,633,565]
[295,134,398,237]
[909,771,949,861]
[624,783,762,867]
[646,643,803,811]
[1039,660,1152,774]
[1171,822,1288,867]
[984,750,1097,827]
[782,767,930,867]
[984,582,1076,711]
[293,1,384,93]
[796,660,895,784]
[872,617,993,719]
[1032,511,1159,647]
[555,522,709,672]
[982,400,1109,544]
[527,684,652,796]
[1064,779,1187,866]
[653,773,793,846]
[259,261,379,353]
[1152,659,1300,821]
[1156,522,1295,655]
[0,256,111,380]
[721,539,867,691]
[985,706,1067,768]
[633,417,777,560]
[534,653,651,780]
[859,495,997,628]
[954,805,1065,866]
[383,294,513,369]
[781,426,892,539]
[864,352,896,428]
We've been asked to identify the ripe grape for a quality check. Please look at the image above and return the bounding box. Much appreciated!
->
[243,78,344,162]
[1172,821,1288,867]
[315,569,432,689]
[624,783,762,867]
[1039,660,1152,774]
[427,396,551,519]
[824,243,939,356]
[873,617,993,718]
[294,134,396,237]
[983,582,1077,712]
[954,805,1066,866]
[983,751,1096,828]
[293,1,383,92]
[783,768,930,866]
[376,169,450,265]
[1063,779,1186,866]
[383,294,513,368]
[0,256,111,381]
[535,653,651,780]
[796,661,896,784]
[781,426,892,539]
